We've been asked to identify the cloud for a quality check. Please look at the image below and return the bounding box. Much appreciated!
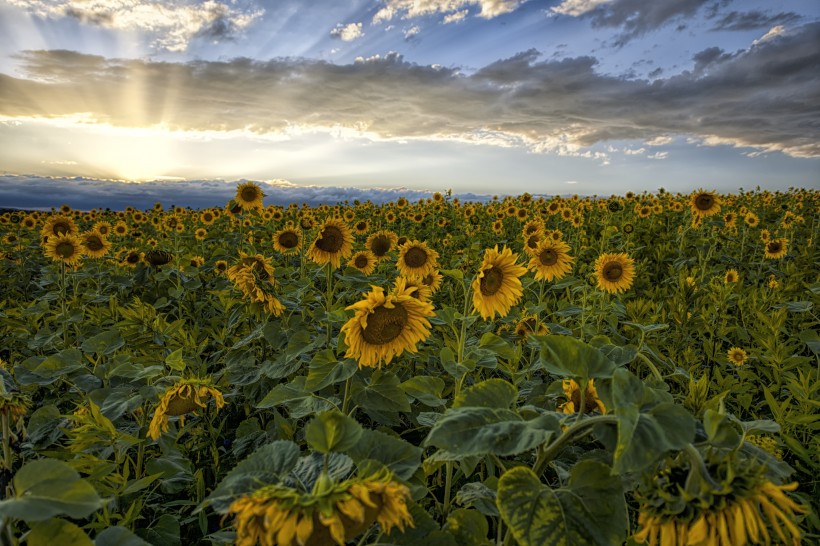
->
[372,0,523,24]
[1,21,819,159]
[403,25,420,40]
[0,175,496,210]
[710,10,801,32]
[752,25,786,45]
[330,22,364,41]
[5,0,264,52]
[551,0,712,45]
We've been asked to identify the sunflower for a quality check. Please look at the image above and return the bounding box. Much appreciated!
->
[724,269,739,284]
[0,392,30,421]
[744,212,759,227]
[200,210,217,225]
[397,275,432,302]
[147,378,225,440]
[41,214,78,239]
[348,250,377,275]
[690,190,721,218]
[93,221,112,236]
[528,239,574,282]
[727,347,748,366]
[228,472,413,546]
[471,246,528,320]
[273,227,302,254]
[353,220,369,235]
[420,270,443,294]
[215,260,229,273]
[44,233,83,265]
[80,231,111,258]
[514,315,549,340]
[594,252,635,294]
[763,238,787,259]
[121,248,143,268]
[523,232,542,256]
[189,256,205,268]
[557,379,606,415]
[308,219,354,269]
[113,221,128,236]
[195,228,207,241]
[396,240,439,278]
[145,250,173,268]
[341,280,435,368]
[633,453,807,546]
[235,181,265,211]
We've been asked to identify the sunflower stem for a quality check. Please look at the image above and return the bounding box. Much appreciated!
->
[442,460,454,519]
[0,416,12,473]
[325,263,334,346]
[341,376,352,415]
[532,414,616,477]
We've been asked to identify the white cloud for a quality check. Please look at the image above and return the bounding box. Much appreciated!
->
[753,25,786,45]
[443,10,469,24]
[5,0,264,52]
[647,151,668,159]
[624,147,645,155]
[551,0,612,17]
[404,25,420,39]
[372,0,523,24]
[330,22,364,42]
[645,136,672,146]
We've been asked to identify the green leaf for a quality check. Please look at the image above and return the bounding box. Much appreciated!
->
[347,429,423,480]
[446,508,492,546]
[204,441,300,513]
[425,408,559,457]
[479,332,515,360]
[306,410,363,454]
[28,518,93,546]
[0,459,105,521]
[305,351,357,392]
[455,482,498,516]
[400,376,446,407]
[453,379,518,409]
[537,335,616,382]
[703,409,742,449]
[257,377,336,418]
[496,461,627,546]
[608,368,695,474]
[353,370,411,413]
[95,526,151,546]
[164,348,185,372]
[81,329,125,356]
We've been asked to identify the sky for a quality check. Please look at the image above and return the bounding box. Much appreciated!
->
[0,0,818,209]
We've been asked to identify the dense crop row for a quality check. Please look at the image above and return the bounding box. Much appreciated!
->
[0,186,817,545]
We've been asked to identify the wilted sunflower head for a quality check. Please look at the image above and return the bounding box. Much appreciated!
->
[557,379,606,415]
[514,315,549,340]
[145,250,173,268]
[594,252,635,294]
[0,392,30,420]
[147,378,225,440]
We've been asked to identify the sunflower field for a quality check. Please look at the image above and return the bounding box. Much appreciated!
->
[0,186,817,546]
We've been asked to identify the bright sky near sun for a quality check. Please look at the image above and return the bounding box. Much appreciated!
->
[0,0,818,208]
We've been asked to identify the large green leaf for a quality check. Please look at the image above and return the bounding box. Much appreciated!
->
[608,368,695,474]
[400,376,446,407]
[347,429,423,480]
[352,370,411,413]
[257,377,337,418]
[28,518,93,546]
[537,335,616,382]
[453,379,518,409]
[496,461,627,546]
[424,408,559,457]
[95,526,152,546]
[81,329,125,356]
[305,410,363,453]
[304,351,357,392]
[446,508,492,546]
[203,441,300,512]
[0,459,105,521]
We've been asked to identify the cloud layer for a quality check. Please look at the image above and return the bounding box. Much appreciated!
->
[1,21,818,158]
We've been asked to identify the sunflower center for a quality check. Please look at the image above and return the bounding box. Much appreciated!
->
[354,255,369,268]
[539,249,558,266]
[165,392,200,416]
[767,242,781,253]
[404,247,428,268]
[85,237,104,251]
[240,186,260,203]
[526,235,540,250]
[603,262,623,282]
[53,222,71,235]
[370,235,391,257]
[278,231,299,248]
[315,226,343,253]
[362,304,408,345]
[480,266,504,296]
[56,241,75,258]
[126,253,140,264]
[695,194,714,211]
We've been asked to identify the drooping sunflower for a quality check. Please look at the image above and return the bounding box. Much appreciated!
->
[514,315,549,341]
[341,280,435,368]
[348,250,378,275]
[273,226,302,254]
[41,214,78,240]
[557,379,606,415]
[228,472,413,546]
[147,378,225,440]
[308,218,354,269]
[471,246,528,320]
[145,249,173,268]
[690,189,721,218]
[396,240,439,278]
[633,452,808,546]
[43,233,83,265]
[727,347,748,366]
[366,230,398,261]
[235,181,265,211]
[528,239,574,282]
[594,252,635,294]
[79,230,111,258]
[763,238,787,259]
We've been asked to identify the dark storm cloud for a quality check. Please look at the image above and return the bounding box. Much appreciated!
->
[0,175,494,211]
[1,21,818,158]
[710,10,802,32]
